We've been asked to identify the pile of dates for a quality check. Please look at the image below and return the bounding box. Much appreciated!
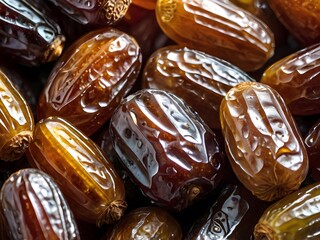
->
[1,0,320,239]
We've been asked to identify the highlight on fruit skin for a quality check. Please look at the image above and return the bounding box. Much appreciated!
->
[0,168,80,240]
[0,69,34,161]
[26,116,127,226]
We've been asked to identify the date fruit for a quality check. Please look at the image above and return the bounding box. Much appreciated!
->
[110,89,225,211]
[220,82,309,201]
[26,116,127,226]
[142,45,255,129]
[37,27,142,136]
[103,206,183,239]
[0,68,34,161]
[254,182,320,239]
[155,0,275,71]
[261,43,320,116]
[0,0,65,66]
[0,168,80,240]
[47,0,131,26]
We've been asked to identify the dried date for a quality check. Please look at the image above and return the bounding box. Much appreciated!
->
[220,82,309,201]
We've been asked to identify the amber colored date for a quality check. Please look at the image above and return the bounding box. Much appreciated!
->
[26,117,127,226]
[103,206,183,239]
[220,82,308,201]
[47,0,131,26]
[155,0,275,71]
[142,45,255,129]
[0,168,80,240]
[0,0,65,66]
[267,0,320,46]
[261,43,320,116]
[110,89,225,211]
[0,69,34,161]
[185,184,269,240]
[37,27,142,136]
[254,182,320,239]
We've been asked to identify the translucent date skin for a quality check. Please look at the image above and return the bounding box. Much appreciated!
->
[26,117,127,226]
[0,168,80,240]
[142,45,255,129]
[110,89,225,211]
[0,69,34,161]
[102,206,183,239]
[261,43,320,116]
[47,0,131,26]
[0,0,65,66]
[37,27,142,136]
[220,82,309,201]
[155,0,275,72]
[267,0,320,46]
[185,184,269,240]
[254,182,320,240]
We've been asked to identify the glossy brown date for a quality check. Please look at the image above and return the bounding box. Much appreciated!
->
[220,82,309,201]
[155,0,275,72]
[0,168,80,240]
[0,0,65,66]
[110,89,225,211]
[0,69,34,161]
[47,0,131,26]
[267,0,320,46]
[261,43,320,116]
[142,45,255,129]
[185,184,269,240]
[254,182,320,240]
[102,206,183,239]
[37,27,142,136]
[26,117,127,226]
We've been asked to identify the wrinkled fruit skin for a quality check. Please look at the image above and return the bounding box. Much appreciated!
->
[142,45,255,129]
[261,43,320,116]
[0,0,65,66]
[103,206,183,239]
[47,0,131,26]
[110,89,225,211]
[254,182,320,240]
[26,117,127,226]
[267,0,320,46]
[155,0,275,72]
[0,69,34,161]
[220,82,309,201]
[37,27,142,136]
[0,168,80,240]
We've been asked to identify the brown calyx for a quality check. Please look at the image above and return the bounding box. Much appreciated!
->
[97,199,128,226]
[157,0,177,23]
[254,222,277,240]
[44,35,66,63]
[103,0,131,25]
[1,131,33,161]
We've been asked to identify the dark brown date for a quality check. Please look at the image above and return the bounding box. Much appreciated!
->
[37,27,142,136]
[220,82,309,201]
[142,45,255,129]
[0,0,65,66]
[0,168,80,240]
[110,89,225,211]
[102,206,183,239]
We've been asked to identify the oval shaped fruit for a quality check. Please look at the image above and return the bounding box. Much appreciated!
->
[267,0,320,46]
[110,89,225,211]
[0,0,65,66]
[0,168,80,240]
[26,116,127,226]
[142,45,255,129]
[220,82,309,201]
[37,27,142,136]
[254,182,320,240]
[155,0,275,71]
[102,206,183,239]
[47,0,131,26]
[261,43,320,116]
[0,69,34,161]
